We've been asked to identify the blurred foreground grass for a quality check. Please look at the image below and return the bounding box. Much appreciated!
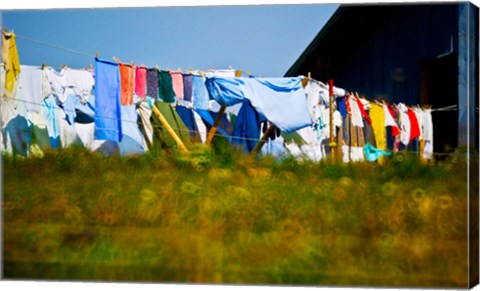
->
[2,145,478,287]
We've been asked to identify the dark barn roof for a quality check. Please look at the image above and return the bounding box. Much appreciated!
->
[285,2,479,151]
[284,3,462,96]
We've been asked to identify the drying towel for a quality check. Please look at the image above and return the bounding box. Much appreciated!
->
[2,32,20,94]
[182,73,193,102]
[135,66,147,98]
[192,75,209,110]
[158,70,175,103]
[94,58,122,142]
[119,64,134,105]
[170,71,184,100]
[146,68,159,99]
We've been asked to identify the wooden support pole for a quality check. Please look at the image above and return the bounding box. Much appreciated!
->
[348,113,352,162]
[251,124,276,154]
[328,79,336,160]
[205,105,227,145]
[152,106,188,153]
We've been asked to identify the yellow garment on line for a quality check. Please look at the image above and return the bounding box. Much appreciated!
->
[1,31,21,94]
[369,102,387,152]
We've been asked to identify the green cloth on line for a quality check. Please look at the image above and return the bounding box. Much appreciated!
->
[158,71,175,103]
[281,131,306,146]
[151,101,191,150]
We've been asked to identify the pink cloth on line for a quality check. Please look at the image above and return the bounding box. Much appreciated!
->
[135,67,147,98]
[170,71,184,100]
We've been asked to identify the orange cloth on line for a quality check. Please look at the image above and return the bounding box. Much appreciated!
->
[170,71,184,100]
[1,31,21,94]
[119,64,134,106]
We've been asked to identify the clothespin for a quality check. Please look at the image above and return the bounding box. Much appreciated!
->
[61,64,68,69]
[235,70,242,77]
[89,64,93,70]
[155,65,160,71]
[95,51,99,58]
[3,26,7,33]
[301,72,311,88]
[177,67,183,73]
[41,63,47,70]
[247,71,251,77]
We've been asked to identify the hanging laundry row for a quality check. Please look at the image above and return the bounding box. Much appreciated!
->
[286,77,434,163]
[1,27,435,163]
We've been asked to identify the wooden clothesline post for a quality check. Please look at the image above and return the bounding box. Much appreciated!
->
[152,106,189,153]
[328,79,336,161]
[205,69,243,145]
[205,105,227,145]
[251,124,276,154]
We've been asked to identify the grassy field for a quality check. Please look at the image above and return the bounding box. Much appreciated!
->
[2,145,478,287]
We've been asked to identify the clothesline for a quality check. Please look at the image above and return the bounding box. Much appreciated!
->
[10,32,457,114]
[14,32,249,76]
[431,105,458,112]
[15,34,96,59]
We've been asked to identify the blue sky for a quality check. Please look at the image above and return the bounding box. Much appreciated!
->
[2,4,338,76]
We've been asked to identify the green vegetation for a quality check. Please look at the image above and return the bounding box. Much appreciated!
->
[2,146,477,287]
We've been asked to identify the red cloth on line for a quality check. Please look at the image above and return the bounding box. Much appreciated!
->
[407,108,421,142]
[355,96,372,125]
[135,66,147,98]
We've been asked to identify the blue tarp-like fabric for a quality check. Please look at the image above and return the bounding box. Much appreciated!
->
[94,58,122,142]
[236,77,311,133]
[232,99,265,153]
[205,77,245,106]
[205,77,311,133]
